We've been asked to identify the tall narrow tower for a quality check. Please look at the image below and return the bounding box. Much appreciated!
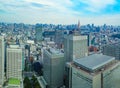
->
[78,20,80,29]
[74,20,81,35]
[0,36,4,87]
[78,20,81,34]
[35,24,43,42]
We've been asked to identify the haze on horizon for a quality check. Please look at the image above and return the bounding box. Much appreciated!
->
[0,0,120,25]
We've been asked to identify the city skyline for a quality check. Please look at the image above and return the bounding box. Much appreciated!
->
[0,0,120,25]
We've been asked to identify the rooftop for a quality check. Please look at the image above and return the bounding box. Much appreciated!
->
[27,40,34,44]
[64,34,87,40]
[9,45,20,48]
[46,48,63,55]
[103,42,120,47]
[73,54,115,72]
[8,78,20,85]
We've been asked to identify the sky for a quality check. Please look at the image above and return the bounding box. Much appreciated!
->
[0,0,120,25]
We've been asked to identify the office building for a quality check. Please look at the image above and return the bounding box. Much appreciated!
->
[102,43,120,60]
[54,30,64,49]
[68,54,120,88]
[43,48,64,88]
[7,45,23,80]
[64,34,88,62]
[25,44,30,58]
[43,31,55,39]
[0,36,4,87]
[88,33,92,46]
[35,25,43,42]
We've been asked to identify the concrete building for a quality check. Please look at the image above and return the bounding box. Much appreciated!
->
[43,48,65,88]
[88,33,93,46]
[35,26,43,42]
[43,31,55,39]
[25,44,30,58]
[64,34,88,62]
[54,30,64,49]
[102,43,120,60]
[0,36,4,87]
[68,54,120,88]
[7,45,23,80]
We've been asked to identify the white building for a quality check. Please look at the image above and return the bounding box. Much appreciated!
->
[7,45,23,80]
[0,36,4,87]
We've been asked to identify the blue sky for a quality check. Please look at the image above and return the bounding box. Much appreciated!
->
[0,0,120,25]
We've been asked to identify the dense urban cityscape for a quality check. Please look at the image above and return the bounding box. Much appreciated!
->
[0,22,120,88]
[1,0,120,88]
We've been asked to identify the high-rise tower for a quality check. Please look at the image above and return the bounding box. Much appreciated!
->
[78,20,80,29]
[0,36,4,87]
[43,48,64,88]
[7,45,23,80]
[35,24,43,42]
[64,34,88,62]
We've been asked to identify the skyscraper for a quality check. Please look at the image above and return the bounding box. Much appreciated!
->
[54,30,64,49]
[35,25,43,42]
[64,34,88,62]
[7,45,23,80]
[43,48,65,88]
[0,36,4,87]
[69,54,120,88]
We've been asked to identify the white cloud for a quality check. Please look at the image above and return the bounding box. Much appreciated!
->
[24,0,74,14]
[0,0,120,25]
[80,0,116,12]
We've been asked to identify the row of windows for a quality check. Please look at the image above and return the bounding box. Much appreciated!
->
[73,72,92,83]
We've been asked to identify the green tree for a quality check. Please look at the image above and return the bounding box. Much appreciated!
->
[24,66,27,71]
[34,80,41,88]
[38,69,43,76]
[31,75,41,88]
[31,75,37,83]
[23,77,32,88]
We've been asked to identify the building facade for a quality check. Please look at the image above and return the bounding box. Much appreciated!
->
[102,43,120,60]
[43,48,65,88]
[64,35,88,62]
[7,45,23,80]
[68,54,120,88]
[0,36,4,87]
[35,26,43,42]
[54,30,64,49]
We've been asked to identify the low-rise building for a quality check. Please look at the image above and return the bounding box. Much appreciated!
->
[68,54,120,88]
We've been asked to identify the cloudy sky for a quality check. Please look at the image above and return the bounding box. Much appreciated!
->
[0,0,120,25]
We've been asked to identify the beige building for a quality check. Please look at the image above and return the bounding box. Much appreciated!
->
[0,36,4,87]
[68,54,120,88]
[7,45,23,80]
